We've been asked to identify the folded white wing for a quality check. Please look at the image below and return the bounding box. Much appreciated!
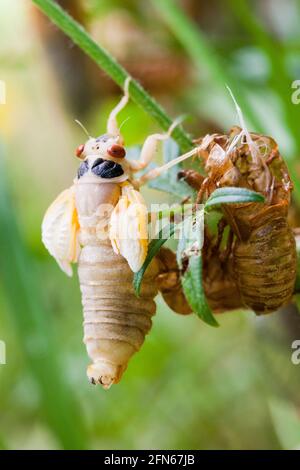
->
[109,183,148,272]
[42,186,80,276]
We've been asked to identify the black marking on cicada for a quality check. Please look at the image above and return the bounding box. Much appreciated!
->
[91,158,124,178]
[77,160,89,179]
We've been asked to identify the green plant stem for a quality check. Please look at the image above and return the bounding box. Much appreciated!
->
[151,0,264,132]
[32,0,193,153]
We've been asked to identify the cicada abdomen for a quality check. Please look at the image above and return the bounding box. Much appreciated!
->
[232,204,296,314]
[74,176,159,389]
[78,240,158,388]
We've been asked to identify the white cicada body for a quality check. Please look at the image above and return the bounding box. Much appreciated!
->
[74,153,158,388]
[42,80,200,389]
[42,132,159,389]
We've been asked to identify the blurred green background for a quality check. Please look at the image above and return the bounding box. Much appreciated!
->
[1,0,300,450]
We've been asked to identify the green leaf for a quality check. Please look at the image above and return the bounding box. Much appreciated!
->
[148,139,195,198]
[181,255,218,327]
[133,224,175,296]
[205,187,265,210]
[177,211,218,327]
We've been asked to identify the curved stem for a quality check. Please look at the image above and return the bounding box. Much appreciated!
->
[32,0,193,153]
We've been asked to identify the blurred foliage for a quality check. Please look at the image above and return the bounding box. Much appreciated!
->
[0,145,87,449]
[270,399,300,449]
[0,0,300,450]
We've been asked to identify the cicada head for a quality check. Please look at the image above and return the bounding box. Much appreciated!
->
[75,134,128,181]
[75,134,126,161]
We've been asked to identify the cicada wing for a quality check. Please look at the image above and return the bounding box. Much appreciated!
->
[42,185,80,276]
[109,183,148,272]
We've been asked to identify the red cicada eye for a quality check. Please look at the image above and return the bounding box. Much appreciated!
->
[107,144,126,159]
[76,144,85,159]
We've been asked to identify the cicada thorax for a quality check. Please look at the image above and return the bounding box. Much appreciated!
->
[201,127,297,315]
[74,177,159,389]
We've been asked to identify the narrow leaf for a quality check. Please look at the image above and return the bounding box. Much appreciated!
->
[177,211,218,327]
[181,255,218,327]
[205,187,264,210]
[133,224,175,296]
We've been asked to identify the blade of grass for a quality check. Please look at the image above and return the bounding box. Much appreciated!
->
[32,0,193,152]
[151,0,264,132]
[0,145,87,450]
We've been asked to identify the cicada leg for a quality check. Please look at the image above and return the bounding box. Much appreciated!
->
[129,119,182,175]
[212,218,227,254]
[107,77,131,144]
[135,146,200,187]
[177,169,204,191]
[196,177,211,204]
[219,228,234,263]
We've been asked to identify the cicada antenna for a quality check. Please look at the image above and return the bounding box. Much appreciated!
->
[226,85,271,189]
[75,119,92,139]
[226,85,260,164]
[119,116,131,134]
[166,114,187,138]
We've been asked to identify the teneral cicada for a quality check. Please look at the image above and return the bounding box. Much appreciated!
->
[42,79,200,389]
[180,121,296,315]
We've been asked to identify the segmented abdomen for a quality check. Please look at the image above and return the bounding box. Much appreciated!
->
[78,239,158,388]
[233,216,296,314]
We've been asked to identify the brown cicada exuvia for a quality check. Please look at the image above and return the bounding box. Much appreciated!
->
[180,126,297,315]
